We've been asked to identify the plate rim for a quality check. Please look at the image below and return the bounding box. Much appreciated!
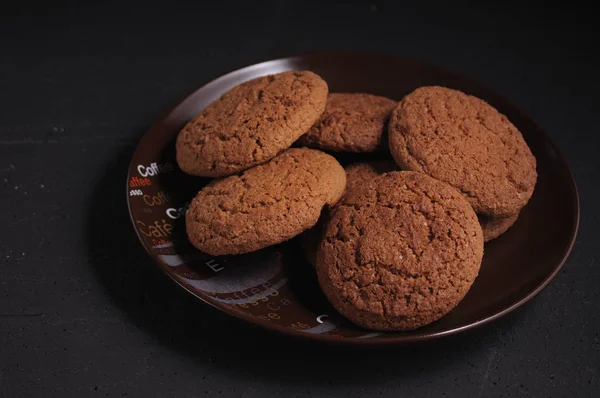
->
[125,51,580,345]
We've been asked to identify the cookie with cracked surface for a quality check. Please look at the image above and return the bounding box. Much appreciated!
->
[343,159,398,196]
[297,93,397,152]
[479,212,519,242]
[186,148,346,256]
[176,71,328,177]
[301,159,398,267]
[315,171,484,331]
[388,86,537,217]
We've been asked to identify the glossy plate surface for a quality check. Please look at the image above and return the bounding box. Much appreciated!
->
[126,52,579,344]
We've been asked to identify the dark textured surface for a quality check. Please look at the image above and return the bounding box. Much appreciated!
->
[0,1,598,397]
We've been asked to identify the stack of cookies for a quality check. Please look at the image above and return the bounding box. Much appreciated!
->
[175,70,537,332]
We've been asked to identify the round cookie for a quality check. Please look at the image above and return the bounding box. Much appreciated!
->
[388,86,537,217]
[316,171,484,331]
[479,212,519,242]
[297,93,397,152]
[176,71,328,177]
[343,159,398,195]
[186,148,346,256]
[300,159,398,267]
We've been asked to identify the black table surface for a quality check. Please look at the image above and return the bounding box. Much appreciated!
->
[1,1,599,397]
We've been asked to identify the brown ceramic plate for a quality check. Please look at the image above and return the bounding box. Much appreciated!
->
[126,52,579,345]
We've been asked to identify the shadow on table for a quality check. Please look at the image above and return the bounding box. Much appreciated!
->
[85,141,530,386]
